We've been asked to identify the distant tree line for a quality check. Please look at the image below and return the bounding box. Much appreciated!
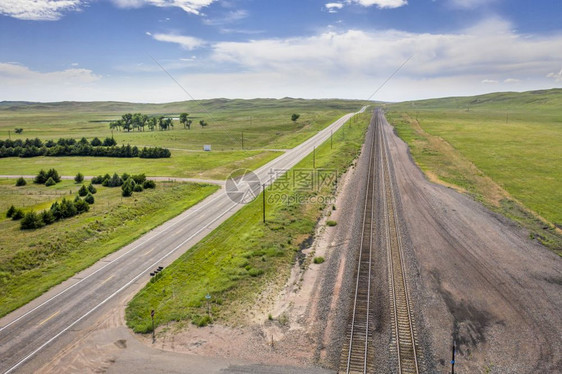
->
[0,137,170,158]
[110,112,208,131]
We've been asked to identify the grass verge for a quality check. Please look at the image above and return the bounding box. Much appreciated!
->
[385,107,562,255]
[125,111,371,333]
[0,179,218,317]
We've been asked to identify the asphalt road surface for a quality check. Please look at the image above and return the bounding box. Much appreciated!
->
[0,106,366,374]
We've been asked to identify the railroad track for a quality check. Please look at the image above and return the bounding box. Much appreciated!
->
[378,110,420,373]
[339,112,377,374]
[339,110,419,373]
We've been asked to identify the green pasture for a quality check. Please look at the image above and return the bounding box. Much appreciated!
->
[0,178,218,317]
[387,88,562,252]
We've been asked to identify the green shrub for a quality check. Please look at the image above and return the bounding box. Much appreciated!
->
[91,175,103,184]
[248,267,264,277]
[45,177,56,187]
[34,169,47,184]
[84,193,95,204]
[74,172,84,183]
[74,199,90,213]
[131,173,146,185]
[313,256,325,264]
[46,168,61,183]
[326,220,337,226]
[87,183,97,194]
[15,177,26,186]
[12,208,24,220]
[40,210,55,225]
[20,211,45,230]
[133,184,143,192]
[6,205,16,218]
[78,185,88,197]
[143,180,156,189]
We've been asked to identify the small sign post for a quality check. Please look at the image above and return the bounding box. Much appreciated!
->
[205,293,211,316]
[151,309,155,344]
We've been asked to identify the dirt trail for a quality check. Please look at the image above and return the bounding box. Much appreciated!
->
[381,113,562,372]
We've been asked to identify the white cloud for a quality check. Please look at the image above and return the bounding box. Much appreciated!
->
[325,3,344,13]
[204,19,562,100]
[504,78,520,84]
[0,0,82,21]
[547,68,562,82]
[110,0,216,15]
[203,9,248,26]
[152,33,205,50]
[448,0,498,9]
[347,0,408,9]
[0,62,100,83]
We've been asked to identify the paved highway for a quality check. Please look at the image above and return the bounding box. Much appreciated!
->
[0,107,366,373]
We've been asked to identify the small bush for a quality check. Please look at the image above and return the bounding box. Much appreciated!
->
[40,210,56,225]
[74,172,84,183]
[46,168,61,183]
[326,220,337,227]
[248,267,264,277]
[143,180,156,189]
[74,199,90,213]
[34,169,47,184]
[20,211,45,229]
[133,184,143,192]
[6,205,16,218]
[78,184,88,196]
[84,193,95,204]
[268,313,273,321]
[12,208,24,220]
[15,177,27,186]
[122,183,133,197]
[87,183,97,194]
[45,177,56,186]
[313,256,325,264]
[91,175,103,184]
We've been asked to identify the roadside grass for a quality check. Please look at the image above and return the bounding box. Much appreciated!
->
[0,179,218,317]
[386,89,562,254]
[125,111,371,333]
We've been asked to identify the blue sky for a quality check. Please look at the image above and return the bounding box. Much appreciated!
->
[0,0,561,102]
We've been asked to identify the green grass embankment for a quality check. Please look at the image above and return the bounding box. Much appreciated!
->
[125,111,371,333]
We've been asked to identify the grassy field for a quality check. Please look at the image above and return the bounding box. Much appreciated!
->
[0,178,218,317]
[125,111,371,333]
[386,88,562,253]
[0,99,364,180]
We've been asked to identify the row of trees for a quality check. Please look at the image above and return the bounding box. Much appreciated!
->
[0,137,116,149]
[91,172,155,196]
[0,143,170,158]
[110,113,208,132]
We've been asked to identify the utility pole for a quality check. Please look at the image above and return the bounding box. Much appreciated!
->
[262,183,266,223]
[451,342,456,374]
[151,309,155,344]
[313,146,316,169]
